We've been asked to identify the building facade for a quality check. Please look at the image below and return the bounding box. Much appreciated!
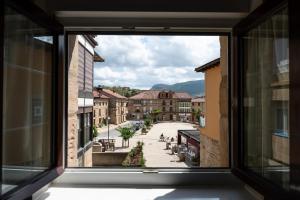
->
[93,90,109,127]
[68,35,104,167]
[191,96,205,124]
[128,90,192,121]
[194,37,228,168]
[94,87,128,125]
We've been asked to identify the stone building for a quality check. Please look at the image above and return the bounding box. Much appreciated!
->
[191,96,205,123]
[194,36,228,168]
[93,89,109,127]
[67,35,104,167]
[128,90,192,121]
[94,87,128,125]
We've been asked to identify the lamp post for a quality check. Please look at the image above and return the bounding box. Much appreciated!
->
[107,116,111,141]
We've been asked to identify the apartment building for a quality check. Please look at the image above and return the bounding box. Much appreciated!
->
[68,35,104,167]
[191,96,205,124]
[93,89,109,127]
[128,90,192,121]
[194,37,228,168]
[94,87,128,125]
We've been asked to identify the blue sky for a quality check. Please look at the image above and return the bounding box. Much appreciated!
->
[94,35,220,89]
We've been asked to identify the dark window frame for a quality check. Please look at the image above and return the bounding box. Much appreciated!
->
[232,0,300,198]
[0,0,64,199]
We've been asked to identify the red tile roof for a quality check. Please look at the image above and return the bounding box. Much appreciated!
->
[174,92,193,99]
[130,90,192,99]
[93,90,109,99]
[101,89,127,99]
[192,97,205,103]
[130,90,160,99]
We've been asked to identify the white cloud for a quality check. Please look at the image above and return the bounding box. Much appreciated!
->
[94,35,218,89]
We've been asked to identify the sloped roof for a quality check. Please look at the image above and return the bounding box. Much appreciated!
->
[93,90,109,99]
[192,96,205,103]
[130,90,160,99]
[195,58,220,72]
[174,92,192,99]
[101,89,127,99]
[130,90,192,100]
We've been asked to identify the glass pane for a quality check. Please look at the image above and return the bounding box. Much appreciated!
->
[243,7,289,189]
[2,7,54,194]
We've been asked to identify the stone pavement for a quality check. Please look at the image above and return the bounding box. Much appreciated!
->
[113,122,197,168]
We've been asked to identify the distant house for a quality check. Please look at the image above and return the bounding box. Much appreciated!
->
[94,87,128,125]
[93,89,109,127]
[128,90,192,122]
[191,96,205,124]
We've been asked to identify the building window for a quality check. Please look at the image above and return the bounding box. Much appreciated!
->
[77,114,83,149]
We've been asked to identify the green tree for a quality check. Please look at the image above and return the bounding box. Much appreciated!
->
[144,118,151,129]
[192,108,201,122]
[151,109,161,122]
[116,126,135,147]
[93,125,98,139]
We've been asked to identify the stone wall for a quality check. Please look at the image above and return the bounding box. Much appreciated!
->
[67,35,79,167]
[84,147,93,167]
[219,36,229,167]
[93,152,128,166]
[200,134,221,167]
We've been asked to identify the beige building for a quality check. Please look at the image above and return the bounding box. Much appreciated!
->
[93,90,109,127]
[194,36,228,167]
[94,87,128,125]
[68,35,104,167]
[128,90,192,122]
[191,96,205,124]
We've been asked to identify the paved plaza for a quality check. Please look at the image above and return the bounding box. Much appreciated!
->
[98,122,197,168]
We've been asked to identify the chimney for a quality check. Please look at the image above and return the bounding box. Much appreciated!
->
[97,85,103,91]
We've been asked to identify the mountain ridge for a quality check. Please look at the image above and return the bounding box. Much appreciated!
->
[150,80,204,97]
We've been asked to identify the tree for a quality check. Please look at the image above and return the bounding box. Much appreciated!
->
[116,126,135,147]
[192,108,201,122]
[144,118,151,129]
[151,109,161,122]
[93,125,98,139]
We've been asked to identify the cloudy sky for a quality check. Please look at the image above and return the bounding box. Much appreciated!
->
[94,35,220,89]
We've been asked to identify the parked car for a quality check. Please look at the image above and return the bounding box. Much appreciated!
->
[131,120,144,130]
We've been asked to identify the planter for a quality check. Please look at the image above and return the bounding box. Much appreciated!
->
[122,142,145,167]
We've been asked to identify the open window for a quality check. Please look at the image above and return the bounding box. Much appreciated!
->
[0,0,64,199]
[66,34,230,169]
[232,1,300,198]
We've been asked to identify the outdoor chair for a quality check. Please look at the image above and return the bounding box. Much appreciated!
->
[159,135,165,142]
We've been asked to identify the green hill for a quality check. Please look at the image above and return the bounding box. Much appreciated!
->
[151,80,204,97]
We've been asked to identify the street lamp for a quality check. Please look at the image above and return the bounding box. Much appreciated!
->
[107,116,111,142]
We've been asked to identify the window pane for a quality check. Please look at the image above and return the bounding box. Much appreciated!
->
[243,7,289,189]
[2,7,54,194]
